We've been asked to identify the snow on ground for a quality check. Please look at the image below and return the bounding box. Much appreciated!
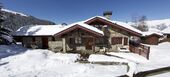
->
[148,72,170,77]
[88,54,128,63]
[107,52,149,64]
[0,42,170,77]
[137,42,170,72]
[0,46,126,77]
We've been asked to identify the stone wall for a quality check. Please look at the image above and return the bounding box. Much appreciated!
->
[108,27,130,52]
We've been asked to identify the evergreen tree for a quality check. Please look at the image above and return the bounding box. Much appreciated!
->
[0,3,15,45]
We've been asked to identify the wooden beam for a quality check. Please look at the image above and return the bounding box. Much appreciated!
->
[62,38,67,53]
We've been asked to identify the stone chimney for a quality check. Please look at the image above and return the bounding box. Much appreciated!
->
[103,11,112,19]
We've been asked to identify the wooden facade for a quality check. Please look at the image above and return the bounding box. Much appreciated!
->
[14,36,54,49]
[142,34,162,45]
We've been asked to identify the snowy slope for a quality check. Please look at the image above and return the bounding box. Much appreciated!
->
[1,8,28,17]
[128,19,170,30]
[146,19,170,28]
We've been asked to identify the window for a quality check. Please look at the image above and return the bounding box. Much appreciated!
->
[111,37,122,45]
[75,37,82,44]
[124,37,128,45]
[69,38,75,44]
[94,25,102,29]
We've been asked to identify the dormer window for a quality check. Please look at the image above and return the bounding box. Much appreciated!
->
[94,25,102,29]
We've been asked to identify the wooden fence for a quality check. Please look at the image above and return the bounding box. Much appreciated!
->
[129,44,150,59]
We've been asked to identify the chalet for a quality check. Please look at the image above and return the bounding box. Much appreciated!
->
[142,29,163,45]
[13,12,152,58]
[162,27,170,42]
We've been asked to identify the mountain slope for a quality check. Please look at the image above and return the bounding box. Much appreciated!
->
[128,19,170,31]
[1,8,55,31]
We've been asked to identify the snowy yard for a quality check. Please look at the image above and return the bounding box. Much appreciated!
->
[137,42,170,72]
[0,46,126,77]
[0,42,170,77]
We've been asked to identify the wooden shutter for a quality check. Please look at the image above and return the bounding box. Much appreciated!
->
[124,37,128,45]
[111,37,122,45]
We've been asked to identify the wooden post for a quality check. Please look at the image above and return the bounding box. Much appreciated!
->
[147,47,150,60]
[93,37,95,52]
[62,38,67,53]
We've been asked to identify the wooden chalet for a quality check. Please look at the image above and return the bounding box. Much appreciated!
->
[13,12,152,59]
[142,31,163,45]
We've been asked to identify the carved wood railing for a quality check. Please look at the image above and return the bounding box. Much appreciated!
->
[129,44,150,59]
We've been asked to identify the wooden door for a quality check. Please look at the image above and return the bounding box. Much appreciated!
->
[85,38,93,50]
[42,37,48,49]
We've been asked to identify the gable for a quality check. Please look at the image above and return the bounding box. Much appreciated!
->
[55,24,104,37]
[84,16,142,37]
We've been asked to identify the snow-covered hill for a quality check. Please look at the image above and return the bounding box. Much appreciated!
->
[146,19,170,27]
[1,8,28,17]
[0,8,55,31]
[128,19,170,31]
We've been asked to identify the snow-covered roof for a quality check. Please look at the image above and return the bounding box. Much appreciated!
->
[60,22,104,35]
[1,8,28,17]
[142,29,163,36]
[162,27,170,34]
[142,32,163,37]
[14,25,64,36]
[112,20,143,34]
[84,16,143,35]
[14,23,104,36]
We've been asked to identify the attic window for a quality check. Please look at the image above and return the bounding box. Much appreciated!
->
[94,25,102,29]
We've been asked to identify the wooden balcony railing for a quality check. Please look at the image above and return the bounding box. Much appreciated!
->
[129,44,150,59]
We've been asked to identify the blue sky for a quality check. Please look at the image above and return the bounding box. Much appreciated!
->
[1,0,170,24]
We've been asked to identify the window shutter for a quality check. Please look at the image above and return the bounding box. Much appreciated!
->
[124,37,128,45]
[111,37,122,45]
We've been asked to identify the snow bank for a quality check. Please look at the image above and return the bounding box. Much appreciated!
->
[88,54,128,63]
[48,52,80,63]
[137,42,170,72]
[126,62,137,77]
[107,52,149,64]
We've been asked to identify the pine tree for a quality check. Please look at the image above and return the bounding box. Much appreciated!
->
[0,3,15,45]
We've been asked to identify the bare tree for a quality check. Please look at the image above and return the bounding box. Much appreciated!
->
[131,15,149,32]
[156,23,168,31]
[138,16,148,31]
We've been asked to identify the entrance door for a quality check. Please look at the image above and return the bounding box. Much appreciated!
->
[85,38,93,50]
[42,37,48,49]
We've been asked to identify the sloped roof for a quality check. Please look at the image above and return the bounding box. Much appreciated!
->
[14,23,104,36]
[84,16,143,36]
[142,31,163,37]
[55,22,104,36]
[14,25,63,36]
[142,28,163,37]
